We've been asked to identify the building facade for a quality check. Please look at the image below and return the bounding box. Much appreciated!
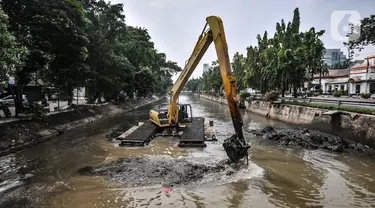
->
[349,55,375,94]
[312,69,349,93]
[313,55,375,95]
[324,49,347,67]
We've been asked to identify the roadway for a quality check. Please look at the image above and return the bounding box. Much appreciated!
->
[281,96,375,109]
[0,99,86,123]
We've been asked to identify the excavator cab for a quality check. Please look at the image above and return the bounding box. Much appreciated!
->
[178,104,193,125]
[151,106,169,127]
[150,104,192,127]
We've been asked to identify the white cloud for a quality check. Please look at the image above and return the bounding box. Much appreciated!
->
[294,0,315,8]
[147,0,173,8]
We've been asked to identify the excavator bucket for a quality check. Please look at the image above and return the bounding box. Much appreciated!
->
[223,135,250,162]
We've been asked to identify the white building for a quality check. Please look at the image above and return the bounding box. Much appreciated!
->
[312,69,349,93]
[72,87,86,97]
[312,55,375,94]
[349,55,375,94]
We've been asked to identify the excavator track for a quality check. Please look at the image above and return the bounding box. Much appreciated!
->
[117,120,158,146]
[117,118,208,148]
[178,117,206,148]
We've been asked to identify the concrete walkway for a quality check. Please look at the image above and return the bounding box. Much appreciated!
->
[0,98,88,124]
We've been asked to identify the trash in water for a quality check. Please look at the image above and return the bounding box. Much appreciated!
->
[161,184,173,193]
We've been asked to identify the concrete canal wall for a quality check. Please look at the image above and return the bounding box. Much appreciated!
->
[0,96,163,156]
[198,94,375,148]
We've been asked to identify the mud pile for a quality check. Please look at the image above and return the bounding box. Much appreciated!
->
[78,157,243,187]
[249,126,375,155]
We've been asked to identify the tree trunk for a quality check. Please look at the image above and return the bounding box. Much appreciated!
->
[105,94,110,103]
[93,91,100,104]
[58,90,60,110]
[281,81,287,97]
[319,71,322,94]
[293,87,297,98]
[98,92,103,104]
[14,83,23,116]
[67,87,73,105]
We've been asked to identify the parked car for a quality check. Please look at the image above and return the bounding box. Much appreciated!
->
[0,95,28,106]
[0,102,11,118]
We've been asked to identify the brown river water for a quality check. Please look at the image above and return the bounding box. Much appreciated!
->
[1,94,375,208]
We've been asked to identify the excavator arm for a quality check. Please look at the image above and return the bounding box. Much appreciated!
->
[168,16,250,162]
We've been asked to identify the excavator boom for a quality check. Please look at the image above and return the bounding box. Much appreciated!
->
[167,16,250,162]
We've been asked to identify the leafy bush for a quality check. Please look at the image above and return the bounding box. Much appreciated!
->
[361,93,371,99]
[239,92,251,100]
[295,93,304,97]
[24,103,47,119]
[333,90,342,97]
[264,91,279,102]
[312,92,320,97]
[118,93,126,102]
[341,90,348,95]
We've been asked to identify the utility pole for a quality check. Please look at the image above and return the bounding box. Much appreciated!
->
[366,57,370,93]
[345,23,355,96]
[347,46,352,96]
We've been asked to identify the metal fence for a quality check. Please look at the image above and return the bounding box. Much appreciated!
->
[270,97,375,109]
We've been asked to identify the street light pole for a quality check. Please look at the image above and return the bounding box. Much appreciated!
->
[366,57,371,93]
[347,47,351,96]
[365,57,369,93]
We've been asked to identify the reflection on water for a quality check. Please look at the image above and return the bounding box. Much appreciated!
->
[1,93,375,208]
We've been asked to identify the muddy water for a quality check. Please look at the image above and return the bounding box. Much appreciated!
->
[1,94,375,208]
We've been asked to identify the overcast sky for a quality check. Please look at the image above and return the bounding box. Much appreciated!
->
[110,0,375,80]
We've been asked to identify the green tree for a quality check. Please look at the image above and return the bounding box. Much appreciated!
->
[273,20,289,96]
[232,52,247,92]
[1,0,89,111]
[349,15,375,49]
[200,61,223,94]
[83,0,130,102]
[303,27,326,82]
[201,70,211,93]
[185,78,201,92]
[0,10,27,90]
[244,46,261,91]
[82,0,180,102]
[240,7,326,97]
[285,8,308,97]
[148,50,181,96]
[120,26,180,98]
[257,32,270,93]
[211,62,223,94]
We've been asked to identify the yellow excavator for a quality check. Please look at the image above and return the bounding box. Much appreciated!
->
[149,16,250,162]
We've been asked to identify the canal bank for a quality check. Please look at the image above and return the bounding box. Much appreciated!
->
[2,94,375,208]
[0,96,164,156]
[198,94,375,148]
